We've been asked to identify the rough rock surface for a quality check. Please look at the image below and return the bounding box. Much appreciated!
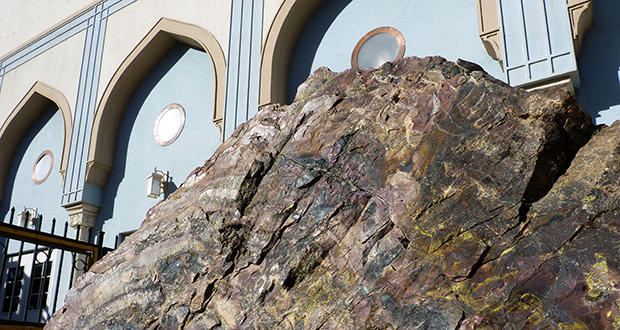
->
[45,56,611,329]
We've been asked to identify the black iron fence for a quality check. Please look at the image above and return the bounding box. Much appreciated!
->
[0,207,112,329]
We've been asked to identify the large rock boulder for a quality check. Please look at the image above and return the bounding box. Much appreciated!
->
[46,56,607,329]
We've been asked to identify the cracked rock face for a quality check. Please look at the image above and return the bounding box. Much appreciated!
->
[46,56,605,329]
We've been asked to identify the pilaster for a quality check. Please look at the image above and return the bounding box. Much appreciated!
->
[222,0,264,140]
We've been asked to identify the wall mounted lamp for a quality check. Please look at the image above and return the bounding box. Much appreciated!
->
[147,168,168,198]
[17,207,38,228]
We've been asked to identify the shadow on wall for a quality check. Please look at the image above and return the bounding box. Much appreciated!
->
[0,105,58,221]
[287,0,354,104]
[575,0,620,125]
[164,180,178,199]
[93,44,188,233]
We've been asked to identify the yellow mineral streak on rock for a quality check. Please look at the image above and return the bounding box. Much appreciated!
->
[515,292,543,312]
[582,194,597,215]
[342,269,351,283]
[586,253,609,299]
[452,267,521,313]
[557,322,591,329]
[499,246,515,257]
[459,231,474,241]
[412,225,435,241]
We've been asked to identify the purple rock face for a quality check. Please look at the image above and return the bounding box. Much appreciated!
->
[47,56,611,330]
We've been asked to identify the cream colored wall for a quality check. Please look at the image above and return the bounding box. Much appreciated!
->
[0,0,232,128]
[97,0,231,108]
[263,0,286,44]
[0,0,96,58]
[0,31,85,127]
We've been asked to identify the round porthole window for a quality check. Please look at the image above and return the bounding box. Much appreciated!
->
[32,150,53,184]
[351,27,406,70]
[154,103,186,146]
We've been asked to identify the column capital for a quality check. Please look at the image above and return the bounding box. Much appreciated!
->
[65,202,99,228]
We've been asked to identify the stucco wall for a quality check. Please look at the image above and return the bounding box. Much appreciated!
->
[95,44,219,248]
[0,0,230,140]
[0,31,84,127]
[575,0,620,125]
[263,0,287,45]
[0,0,95,58]
[0,105,66,230]
[97,0,230,109]
[287,0,504,103]
[0,101,78,318]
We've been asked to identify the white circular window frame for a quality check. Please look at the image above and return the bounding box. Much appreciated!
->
[351,27,406,70]
[32,150,54,185]
[154,103,186,146]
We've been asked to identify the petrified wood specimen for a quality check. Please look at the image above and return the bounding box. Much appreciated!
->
[48,56,619,329]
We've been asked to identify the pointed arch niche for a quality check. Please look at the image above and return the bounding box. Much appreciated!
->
[0,81,72,204]
[260,0,325,106]
[87,18,226,188]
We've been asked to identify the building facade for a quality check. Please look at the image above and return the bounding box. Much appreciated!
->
[0,0,614,323]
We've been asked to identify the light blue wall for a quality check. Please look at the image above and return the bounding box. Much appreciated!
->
[575,0,620,126]
[0,104,67,233]
[0,105,79,314]
[95,43,219,248]
[287,0,504,103]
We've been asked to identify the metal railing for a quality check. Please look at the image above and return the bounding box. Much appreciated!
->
[0,207,110,328]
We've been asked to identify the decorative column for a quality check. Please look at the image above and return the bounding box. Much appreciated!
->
[222,0,264,140]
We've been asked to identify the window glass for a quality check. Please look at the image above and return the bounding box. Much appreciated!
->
[2,266,24,313]
[352,27,405,70]
[357,33,400,69]
[28,261,51,310]
[154,104,186,146]
[32,151,53,184]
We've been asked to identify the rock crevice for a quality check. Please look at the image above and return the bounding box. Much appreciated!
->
[47,56,620,330]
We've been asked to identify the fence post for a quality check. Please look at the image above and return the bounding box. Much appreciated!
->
[52,221,68,314]
[96,232,105,260]
[23,215,42,321]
